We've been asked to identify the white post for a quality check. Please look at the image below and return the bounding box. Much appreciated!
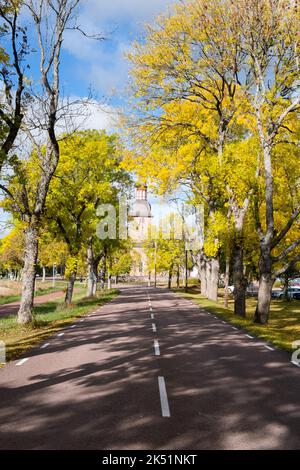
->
[0,341,6,365]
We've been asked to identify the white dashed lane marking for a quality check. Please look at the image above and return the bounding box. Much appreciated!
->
[265,345,275,351]
[16,358,29,366]
[40,343,50,349]
[154,339,160,356]
[152,323,157,333]
[158,376,171,418]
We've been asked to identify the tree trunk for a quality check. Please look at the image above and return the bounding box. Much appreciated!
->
[184,250,188,292]
[176,266,180,288]
[206,256,219,301]
[42,266,46,283]
[65,272,76,306]
[199,251,207,296]
[99,248,107,289]
[254,250,274,324]
[224,256,230,308]
[17,224,39,324]
[205,258,211,298]
[209,257,219,301]
[232,236,247,316]
[168,264,173,289]
[86,239,97,297]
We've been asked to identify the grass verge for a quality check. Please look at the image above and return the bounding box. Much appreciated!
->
[0,288,118,363]
[175,287,300,353]
[0,280,84,305]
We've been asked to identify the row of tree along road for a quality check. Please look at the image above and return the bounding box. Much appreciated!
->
[0,0,300,327]
[124,0,300,324]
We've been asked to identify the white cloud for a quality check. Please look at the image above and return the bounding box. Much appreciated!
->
[79,0,177,26]
[62,0,179,95]
[76,103,118,131]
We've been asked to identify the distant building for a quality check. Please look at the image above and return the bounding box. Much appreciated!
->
[129,185,152,278]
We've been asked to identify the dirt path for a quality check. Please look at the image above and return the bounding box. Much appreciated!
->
[0,290,67,318]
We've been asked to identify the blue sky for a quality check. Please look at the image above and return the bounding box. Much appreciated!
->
[0,1,181,235]
[59,0,179,211]
[60,0,177,110]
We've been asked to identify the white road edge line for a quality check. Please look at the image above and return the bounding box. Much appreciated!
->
[150,307,153,311]
[158,376,171,418]
[290,360,300,368]
[152,323,157,333]
[40,343,50,349]
[16,358,29,366]
[265,345,274,351]
[151,313,154,320]
[154,339,160,356]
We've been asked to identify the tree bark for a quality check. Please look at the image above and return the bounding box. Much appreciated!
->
[254,249,274,324]
[176,265,180,288]
[17,224,39,324]
[99,248,107,289]
[224,256,230,308]
[232,235,247,316]
[206,256,219,301]
[65,272,76,306]
[199,251,207,296]
[209,257,219,301]
[86,239,97,297]
[168,264,173,289]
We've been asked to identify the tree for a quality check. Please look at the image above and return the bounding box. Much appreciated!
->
[0,1,27,174]
[43,130,130,305]
[0,224,24,276]
[109,242,133,283]
[125,0,255,306]
[143,215,189,289]
[0,0,104,323]
[125,0,300,323]
[38,231,68,281]
[233,0,300,323]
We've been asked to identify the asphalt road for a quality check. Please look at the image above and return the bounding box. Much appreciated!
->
[0,285,300,449]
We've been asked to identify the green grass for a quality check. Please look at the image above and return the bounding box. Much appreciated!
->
[0,280,85,305]
[0,288,119,363]
[175,287,300,353]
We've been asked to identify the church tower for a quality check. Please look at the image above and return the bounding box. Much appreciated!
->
[129,185,152,277]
